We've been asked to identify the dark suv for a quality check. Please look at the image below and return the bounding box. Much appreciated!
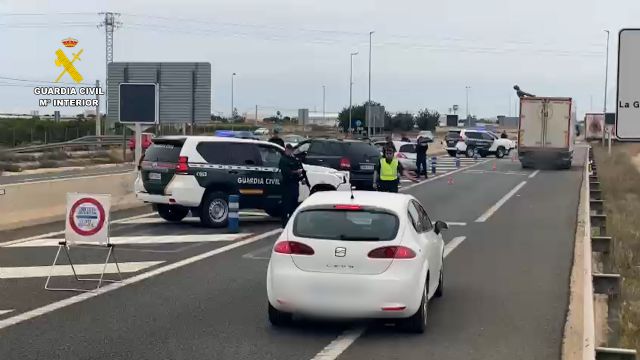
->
[293,139,380,190]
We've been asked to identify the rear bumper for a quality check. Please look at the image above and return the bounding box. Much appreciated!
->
[267,256,424,319]
[350,172,374,190]
[134,173,204,207]
[519,149,572,165]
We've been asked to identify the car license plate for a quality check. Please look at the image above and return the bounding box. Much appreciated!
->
[148,172,161,180]
[360,164,374,171]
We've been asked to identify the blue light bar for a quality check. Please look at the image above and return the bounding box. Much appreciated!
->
[215,130,236,137]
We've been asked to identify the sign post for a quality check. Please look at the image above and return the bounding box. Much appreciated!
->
[44,193,122,292]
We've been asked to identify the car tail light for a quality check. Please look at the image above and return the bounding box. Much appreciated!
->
[175,156,189,174]
[368,246,416,259]
[339,157,351,170]
[396,152,407,159]
[273,241,315,255]
[334,204,363,210]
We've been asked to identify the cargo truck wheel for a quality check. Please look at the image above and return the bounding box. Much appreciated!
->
[157,204,189,222]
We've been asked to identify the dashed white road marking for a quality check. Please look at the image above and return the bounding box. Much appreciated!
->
[401,159,491,191]
[308,235,467,360]
[475,181,527,222]
[0,261,164,279]
[5,234,249,248]
[0,310,14,316]
[528,170,540,178]
[0,228,282,331]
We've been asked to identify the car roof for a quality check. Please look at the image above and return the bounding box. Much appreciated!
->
[156,135,282,148]
[300,190,414,215]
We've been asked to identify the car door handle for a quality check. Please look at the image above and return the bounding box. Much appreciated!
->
[317,159,324,162]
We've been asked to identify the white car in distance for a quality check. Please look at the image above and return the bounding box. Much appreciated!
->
[266,191,447,333]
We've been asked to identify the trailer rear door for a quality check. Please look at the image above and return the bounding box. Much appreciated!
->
[519,98,544,148]
[544,99,572,149]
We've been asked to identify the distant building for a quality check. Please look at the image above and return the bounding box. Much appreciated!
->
[497,115,519,129]
[306,112,339,127]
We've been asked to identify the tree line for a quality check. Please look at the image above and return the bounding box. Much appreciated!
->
[337,102,440,132]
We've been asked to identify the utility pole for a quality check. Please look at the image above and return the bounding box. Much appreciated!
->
[368,31,374,138]
[95,80,101,136]
[98,12,121,134]
[349,51,359,135]
[465,86,471,119]
[322,85,326,125]
[231,72,237,121]
[255,104,258,125]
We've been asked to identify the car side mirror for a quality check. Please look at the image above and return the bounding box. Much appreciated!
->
[434,220,449,234]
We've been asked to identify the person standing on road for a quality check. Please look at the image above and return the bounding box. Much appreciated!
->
[500,130,508,139]
[279,144,304,227]
[269,129,285,148]
[373,145,417,193]
[415,135,428,179]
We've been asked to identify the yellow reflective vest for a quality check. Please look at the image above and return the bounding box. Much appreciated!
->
[379,158,399,181]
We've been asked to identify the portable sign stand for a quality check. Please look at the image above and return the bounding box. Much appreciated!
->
[44,193,122,292]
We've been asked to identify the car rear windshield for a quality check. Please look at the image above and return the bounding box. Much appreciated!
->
[143,142,183,163]
[293,209,399,241]
[346,142,380,157]
[446,131,461,138]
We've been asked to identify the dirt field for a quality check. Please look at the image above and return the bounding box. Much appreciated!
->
[593,142,640,352]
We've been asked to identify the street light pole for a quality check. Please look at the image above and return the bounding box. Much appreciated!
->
[231,72,237,121]
[465,86,471,119]
[604,30,610,113]
[368,31,374,138]
[349,51,359,135]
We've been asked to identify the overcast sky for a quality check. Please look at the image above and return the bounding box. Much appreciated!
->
[1,0,638,119]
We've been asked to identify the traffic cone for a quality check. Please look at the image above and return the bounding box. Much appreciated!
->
[492,162,497,171]
[447,175,454,185]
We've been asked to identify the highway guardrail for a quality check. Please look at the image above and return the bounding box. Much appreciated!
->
[1,136,126,154]
[587,146,637,360]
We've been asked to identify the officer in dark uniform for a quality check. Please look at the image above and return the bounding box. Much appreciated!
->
[279,144,304,227]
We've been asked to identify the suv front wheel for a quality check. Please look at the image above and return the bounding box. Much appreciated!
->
[200,191,230,228]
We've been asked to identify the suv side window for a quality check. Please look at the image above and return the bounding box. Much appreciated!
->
[481,132,494,141]
[414,201,433,232]
[257,145,282,168]
[197,142,260,166]
[466,132,480,139]
[407,202,422,233]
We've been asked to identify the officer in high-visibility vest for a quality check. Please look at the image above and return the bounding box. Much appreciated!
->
[373,144,418,193]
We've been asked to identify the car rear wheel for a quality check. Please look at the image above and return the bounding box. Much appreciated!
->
[465,146,475,158]
[156,204,189,222]
[200,191,229,228]
[268,302,293,327]
[400,278,428,333]
[496,146,506,158]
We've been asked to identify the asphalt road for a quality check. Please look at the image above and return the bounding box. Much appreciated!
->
[0,164,134,185]
[0,148,586,360]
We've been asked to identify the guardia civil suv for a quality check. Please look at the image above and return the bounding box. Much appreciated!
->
[134,136,351,227]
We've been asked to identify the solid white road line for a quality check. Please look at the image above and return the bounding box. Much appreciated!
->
[0,310,14,316]
[528,170,540,178]
[0,212,158,247]
[0,261,164,279]
[444,222,467,226]
[475,181,527,223]
[5,234,249,248]
[308,235,467,360]
[0,228,282,331]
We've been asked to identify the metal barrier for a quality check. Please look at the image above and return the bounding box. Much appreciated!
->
[1,136,125,154]
[586,146,638,360]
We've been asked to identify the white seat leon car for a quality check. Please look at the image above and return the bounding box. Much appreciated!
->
[266,190,448,333]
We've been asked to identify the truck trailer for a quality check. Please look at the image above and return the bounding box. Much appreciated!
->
[518,97,575,169]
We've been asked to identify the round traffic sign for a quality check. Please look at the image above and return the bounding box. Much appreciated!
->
[356,120,362,127]
[68,197,106,236]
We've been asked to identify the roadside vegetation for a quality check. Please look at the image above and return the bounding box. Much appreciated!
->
[593,144,640,352]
